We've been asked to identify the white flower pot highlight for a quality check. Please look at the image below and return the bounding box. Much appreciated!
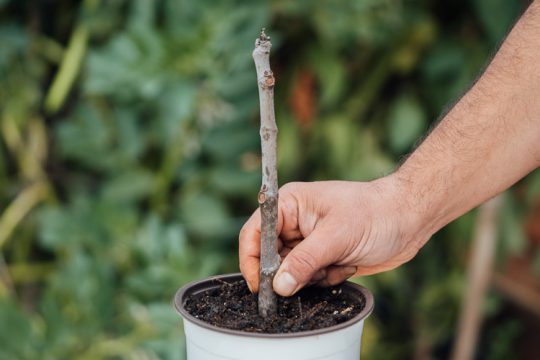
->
[174,273,374,360]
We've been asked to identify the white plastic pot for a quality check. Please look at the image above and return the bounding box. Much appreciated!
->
[174,273,374,360]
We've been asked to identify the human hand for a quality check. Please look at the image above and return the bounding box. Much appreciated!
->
[239,177,428,296]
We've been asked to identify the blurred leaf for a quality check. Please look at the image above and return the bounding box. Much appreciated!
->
[38,206,77,250]
[208,166,259,196]
[180,192,231,239]
[499,194,526,255]
[0,300,37,359]
[55,104,112,170]
[101,169,154,202]
[141,303,186,360]
[134,215,186,262]
[0,24,27,72]
[387,94,426,153]
[311,0,402,45]
[474,0,520,44]
[277,114,302,180]
[420,41,484,109]
[85,27,166,100]
[319,115,354,176]
[114,108,145,163]
[157,81,196,144]
[350,129,394,180]
[203,122,259,161]
[525,169,540,205]
[310,50,346,108]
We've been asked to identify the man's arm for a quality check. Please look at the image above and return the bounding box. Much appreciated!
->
[239,1,540,296]
[396,0,540,242]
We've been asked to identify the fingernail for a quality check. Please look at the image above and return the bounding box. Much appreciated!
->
[274,272,298,296]
[312,269,327,282]
[344,266,357,276]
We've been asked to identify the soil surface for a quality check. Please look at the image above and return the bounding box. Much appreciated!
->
[184,279,365,333]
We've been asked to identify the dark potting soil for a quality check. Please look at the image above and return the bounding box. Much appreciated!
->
[184,279,365,333]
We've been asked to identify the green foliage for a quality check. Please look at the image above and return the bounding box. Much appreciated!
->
[474,0,521,44]
[387,94,426,153]
[0,0,536,359]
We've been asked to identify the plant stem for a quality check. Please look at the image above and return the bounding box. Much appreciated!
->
[253,29,280,317]
[0,181,49,250]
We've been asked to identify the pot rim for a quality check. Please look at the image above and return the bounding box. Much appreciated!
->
[173,273,374,339]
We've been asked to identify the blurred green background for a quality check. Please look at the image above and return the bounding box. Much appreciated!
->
[1,0,540,359]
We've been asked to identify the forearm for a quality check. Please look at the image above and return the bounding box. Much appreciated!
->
[394,1,540,238]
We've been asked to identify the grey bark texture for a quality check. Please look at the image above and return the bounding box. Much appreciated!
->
[252,29,280,317]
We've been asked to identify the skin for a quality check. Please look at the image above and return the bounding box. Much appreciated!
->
[239,0,540,297]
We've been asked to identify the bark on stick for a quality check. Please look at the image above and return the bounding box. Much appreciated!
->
[252,29,280,317]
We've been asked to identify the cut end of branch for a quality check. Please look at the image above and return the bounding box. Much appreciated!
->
[255,28,272,49]
[259,28,270,41]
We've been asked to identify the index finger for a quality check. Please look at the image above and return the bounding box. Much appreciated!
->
[239,209,262,292]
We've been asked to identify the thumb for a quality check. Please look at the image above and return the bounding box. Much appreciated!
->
[273,230,336,296]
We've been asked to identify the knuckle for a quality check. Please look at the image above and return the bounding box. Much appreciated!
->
[280,182,301,194]
[280,194,298,219]
[279,183,304,216]
[239,224,248,240]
